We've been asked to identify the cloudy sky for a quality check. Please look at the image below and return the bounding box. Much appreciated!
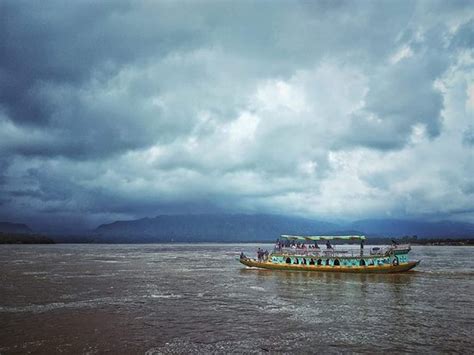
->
[0,0,473,232]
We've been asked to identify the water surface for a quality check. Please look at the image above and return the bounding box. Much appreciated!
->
[0,244,473,353]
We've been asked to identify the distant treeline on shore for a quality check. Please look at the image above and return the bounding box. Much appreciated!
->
[387,235,474,246]
[326,236,474,246]
[0,233,55,244]
[411,239,474,246]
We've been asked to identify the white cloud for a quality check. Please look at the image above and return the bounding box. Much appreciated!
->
[390,45,414,64]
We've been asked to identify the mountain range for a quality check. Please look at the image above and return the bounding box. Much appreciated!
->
[3,215,474,242]
[93,214,474,242]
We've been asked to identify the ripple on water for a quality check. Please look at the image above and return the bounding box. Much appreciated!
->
[0,297,138,314]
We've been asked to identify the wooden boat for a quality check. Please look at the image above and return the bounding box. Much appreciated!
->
[239,235,420,273]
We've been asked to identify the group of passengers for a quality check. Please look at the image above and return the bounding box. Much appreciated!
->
[275,240,331,250]
[257,248,269,262]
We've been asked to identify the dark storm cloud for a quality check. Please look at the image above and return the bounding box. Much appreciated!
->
[1,1,306,161]
[1,1,128,124]
[452,19,474,49]
[0,0,461,157]
[463,126,474,147]
[0,0,210,159]
[0,0,473,231]
[346,20,461,150]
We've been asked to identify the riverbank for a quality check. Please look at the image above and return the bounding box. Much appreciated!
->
[0,233,55,244]
[412,239,474,246]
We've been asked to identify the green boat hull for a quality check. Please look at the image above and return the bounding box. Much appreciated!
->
[240,257,420,273]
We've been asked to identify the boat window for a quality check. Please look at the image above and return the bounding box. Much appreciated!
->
[317,259,322,266]
[360,259,366,266]
[309,259,315,265]
[294,258,299,264]
[302,258,306,265]
[286,257,291,264]
[334,259,340,266]
[325,259,330,266]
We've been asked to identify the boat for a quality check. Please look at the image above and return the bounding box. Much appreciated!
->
[239,235,420,273]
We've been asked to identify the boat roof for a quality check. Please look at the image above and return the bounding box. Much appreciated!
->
[280,235,366,241]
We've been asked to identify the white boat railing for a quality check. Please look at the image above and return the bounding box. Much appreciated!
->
[273,244,410,258]
[369,244,410,255]
[273,247,359,257]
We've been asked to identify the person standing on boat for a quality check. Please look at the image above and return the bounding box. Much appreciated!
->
[275,239,282,251]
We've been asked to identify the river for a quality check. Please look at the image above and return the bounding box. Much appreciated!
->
[0,244,472,353]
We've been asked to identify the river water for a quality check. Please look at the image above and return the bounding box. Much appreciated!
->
[0,244,473,354]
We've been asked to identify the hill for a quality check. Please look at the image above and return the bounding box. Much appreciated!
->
[94,214,474,242]
[0,222,32,234]
[94,214,340,242]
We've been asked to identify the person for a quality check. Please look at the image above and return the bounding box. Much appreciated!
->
[275,239,281,251]
[240,252,245,259]
[264,250,269,261]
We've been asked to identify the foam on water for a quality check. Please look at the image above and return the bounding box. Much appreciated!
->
[149,294,183,299]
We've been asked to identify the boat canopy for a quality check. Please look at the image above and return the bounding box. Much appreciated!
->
[280,235,366,241]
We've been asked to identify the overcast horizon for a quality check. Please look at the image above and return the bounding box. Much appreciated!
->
[1,0,473,233]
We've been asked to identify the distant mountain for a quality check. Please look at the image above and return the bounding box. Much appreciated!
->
[94,214,339,242]
[94,214,474,242]
[0,222,32,234]
[349,219,474,238]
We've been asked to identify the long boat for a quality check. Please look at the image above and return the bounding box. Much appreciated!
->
[239,235,420,273]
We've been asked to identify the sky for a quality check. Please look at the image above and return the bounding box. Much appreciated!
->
[0,0,473,233]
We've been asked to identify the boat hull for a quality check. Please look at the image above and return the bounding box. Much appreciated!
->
[240,258,420,273]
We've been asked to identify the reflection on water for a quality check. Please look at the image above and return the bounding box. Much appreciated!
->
[0,244,472,353]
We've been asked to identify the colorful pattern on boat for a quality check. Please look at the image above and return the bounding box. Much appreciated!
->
[240,235,420,273]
